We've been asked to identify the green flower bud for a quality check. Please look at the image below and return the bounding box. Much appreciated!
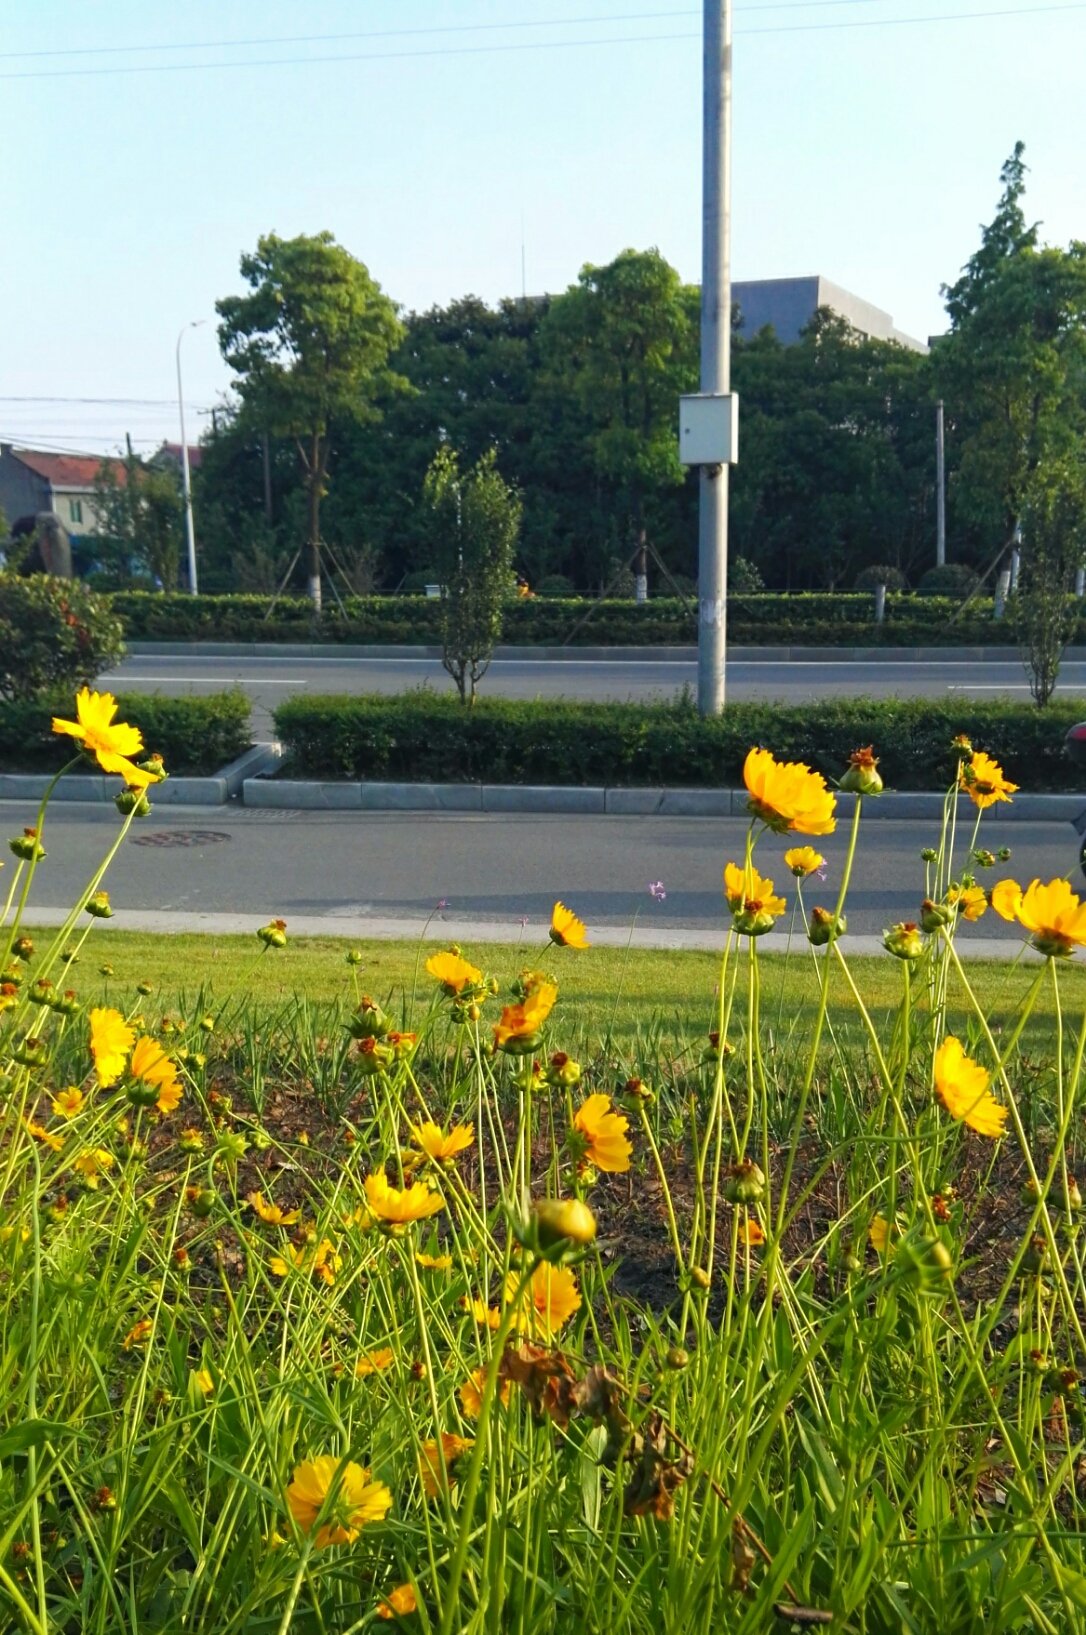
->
[723,1158,766,1205]
[839,746,884,796]
[807,906,846,946]
[883,922,925,961]
[533,1197,597,1248]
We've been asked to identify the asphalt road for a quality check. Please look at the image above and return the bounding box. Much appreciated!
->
[7,802,1081,950]
[99,653,1086,740]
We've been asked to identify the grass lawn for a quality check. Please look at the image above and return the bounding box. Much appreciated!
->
[40,926,1086,1054]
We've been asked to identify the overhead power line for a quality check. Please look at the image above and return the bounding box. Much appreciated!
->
[0,3,929,62]
[0,395,210,407]
[1,4,1083,80]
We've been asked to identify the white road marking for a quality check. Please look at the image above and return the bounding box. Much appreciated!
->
[102,674,309,685]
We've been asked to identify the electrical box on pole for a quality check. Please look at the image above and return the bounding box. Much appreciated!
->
[679,392,739,468]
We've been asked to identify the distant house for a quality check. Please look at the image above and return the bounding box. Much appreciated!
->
[0,443,127,537]
[152,441,203,473]
[732,277,927,352]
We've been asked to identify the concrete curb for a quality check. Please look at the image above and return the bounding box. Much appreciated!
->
[126,639,1086,664]
[12,903,1040,959]
[240,777,1086,823]
[0,742,283,807]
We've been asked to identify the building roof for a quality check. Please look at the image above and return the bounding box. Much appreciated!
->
[10,448,127,490]
[155,441,203,470]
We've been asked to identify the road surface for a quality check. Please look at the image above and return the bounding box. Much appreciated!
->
[99,653,1086,740]
[6,801,1080,950]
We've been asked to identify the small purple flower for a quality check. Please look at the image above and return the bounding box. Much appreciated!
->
[815,866,828,884]
[518,915,530,929]
[436,898,449,912]
[649,881,667,902]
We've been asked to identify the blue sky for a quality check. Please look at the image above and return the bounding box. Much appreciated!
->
[2,0,1084,453]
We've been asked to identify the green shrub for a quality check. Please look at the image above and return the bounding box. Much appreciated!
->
[0,573,125,701]
[273,691,1086,792]
[917,563,981,598]
[854,564,908,593]
[0,689,250,777]
[111,589,1070,648]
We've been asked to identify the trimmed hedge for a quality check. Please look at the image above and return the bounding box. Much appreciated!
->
[0,690,251,777]
[273,692,1086,793]
[110,591,1044,649]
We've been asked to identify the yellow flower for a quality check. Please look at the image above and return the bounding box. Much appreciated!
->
[739,1218,765,1247]
[130,1036,183,1114]
[409,1122,474,1163]
[355,1347,396,1377]
[550,901,589,949]
[51,688,160,787]
[247,1190,301,1226]
[934,1037,1008,1138]
[1015,878,1086,958]
[990,878,1023,921]
[415,1251,453,1271]
[26,1119,64,1153]
[51,1086,85,1119]
[286,1455,392,1547]
[868,1215,891,1254]
[363,1171,444,1227]
[493,980,558,1050]
[459,1365,511,1419]
[462,1296,502,1330]
[947,884,987,922]
[419,1433,474,1498]
[723,861,787,917]
[960,750,1018,810]
[505,1262,582,1338]
[270,1239,341,1286]
[377,1584,418,1620]
[193,1368,214,1396]
[123,1318,153,1349]
[72,1147,114,1187]
[783,846,824,878]
[89,1007,136,1088]
[425,951,483,993]
[572,1093,632,1173]
[743,746,837,836]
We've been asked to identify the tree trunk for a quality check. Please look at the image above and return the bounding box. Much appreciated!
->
[306,439,323,613]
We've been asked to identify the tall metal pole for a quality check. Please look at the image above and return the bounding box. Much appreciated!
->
[935,399,946,568]
[697,0,732,716]
[176,320,204,594]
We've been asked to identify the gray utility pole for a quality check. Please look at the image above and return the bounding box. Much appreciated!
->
[697,0,733,715]
[175,320,205,595]
[935,399,946,568]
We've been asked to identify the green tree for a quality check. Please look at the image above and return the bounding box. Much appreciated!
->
[216,231,404,611]
[425,446,522,705]
[1014,466,1086,706]
[539,249,697,596]
[92,450,184,589]
[937,144,1086,554]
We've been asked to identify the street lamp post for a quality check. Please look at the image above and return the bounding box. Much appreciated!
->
[176,321,205,594]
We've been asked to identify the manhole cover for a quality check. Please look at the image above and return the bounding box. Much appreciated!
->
[130,830,232,848]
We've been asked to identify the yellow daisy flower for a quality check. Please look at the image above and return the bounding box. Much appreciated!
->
[959,750,1018,809]
[409,1122,474,1163]
[933,1037,1007,1138]
[363,1172,444,1228]
[505,1262,582,1339]
[51,688,160,787]
[783,846,825,878]
[89,1007,136,1088]
[286,1455,392,1547]
[743,746,837,836]
[572,1093,632,1173]
[550,901,589,949]
[425,951,483,993]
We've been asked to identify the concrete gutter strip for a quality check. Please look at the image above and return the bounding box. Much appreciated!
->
[126,639,1086,664]
[12,903,1043,959]
[239,778,1086,823]
[0,743,282,808]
